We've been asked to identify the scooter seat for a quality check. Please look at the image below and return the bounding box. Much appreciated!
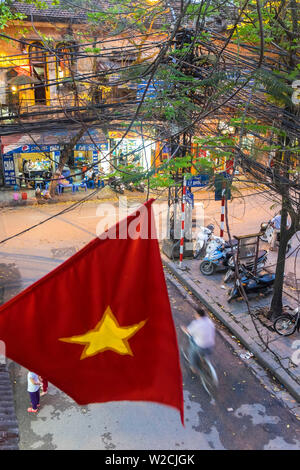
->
[260,274,275,283]
[224,240,238,249]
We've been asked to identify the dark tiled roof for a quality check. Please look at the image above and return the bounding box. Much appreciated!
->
[13,1,85,23]
[13,1,182,26]
[0,364,19,450]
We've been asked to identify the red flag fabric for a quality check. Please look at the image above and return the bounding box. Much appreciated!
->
[0,199,184,422]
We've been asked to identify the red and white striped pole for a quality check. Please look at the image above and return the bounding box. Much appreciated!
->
[220,188,226,238]
[179,176,187,268]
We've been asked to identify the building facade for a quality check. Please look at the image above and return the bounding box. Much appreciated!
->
[0,1,163,187]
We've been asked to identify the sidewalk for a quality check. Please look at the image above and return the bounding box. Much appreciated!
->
[0,179,267,209]
[0,186,147,208]
[162,253,300,408]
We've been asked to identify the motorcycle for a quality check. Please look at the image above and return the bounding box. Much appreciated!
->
[273,306,300,336]
[194,224,215,259]
[260,221,292,252]
[124,181,135,192]
[199,240,238,276]
[108,176,125,194]
[223,249,268,284]
[227,265,275,302]
[135,181,145,192]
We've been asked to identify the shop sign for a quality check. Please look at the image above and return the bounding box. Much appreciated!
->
[75,143,108,152]
[108,132,137,140]
[3,154,16,186]
[5,144,60,155]
[92,150,99,174]
[21,145,60,153]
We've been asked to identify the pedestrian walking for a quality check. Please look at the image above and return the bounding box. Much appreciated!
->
[270,211,290,251]
[27,371,41,413]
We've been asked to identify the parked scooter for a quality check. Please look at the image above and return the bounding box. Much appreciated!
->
[227,265,275,302]
[260,221,292,252]
[135,181,145,192]
[205,236,229,256]
[199,240,238,276]
[108,176,125,194]
[223,249,268,283]
[194,224,215,259]
[124,181,135,192]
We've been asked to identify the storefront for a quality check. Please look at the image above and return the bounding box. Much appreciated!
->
[108,131,153,171]
[74,143,109,176]
[3,144,60,187]
[2,141,109,187]
[2,126,156,187]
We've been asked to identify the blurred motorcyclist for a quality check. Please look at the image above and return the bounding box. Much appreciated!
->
[181,308,215,373]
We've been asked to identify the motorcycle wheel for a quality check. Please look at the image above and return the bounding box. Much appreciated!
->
[273,314,297,336]
[224,270,234,284]
[200,261,215,276]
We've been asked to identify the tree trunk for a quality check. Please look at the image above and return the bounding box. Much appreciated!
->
[49,127,86,197]
[269,201,289,320]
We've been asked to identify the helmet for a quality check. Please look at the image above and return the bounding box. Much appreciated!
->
[206,224,215,233]
[260,223,268,232]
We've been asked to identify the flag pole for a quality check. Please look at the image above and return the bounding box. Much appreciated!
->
[179,176,186,268]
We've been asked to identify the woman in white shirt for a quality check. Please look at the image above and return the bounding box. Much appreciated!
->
[27,371,41,413]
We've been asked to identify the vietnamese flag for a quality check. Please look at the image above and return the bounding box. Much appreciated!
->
[0,199,184,422]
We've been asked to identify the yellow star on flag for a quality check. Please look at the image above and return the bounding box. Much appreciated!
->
[59,306,147,360]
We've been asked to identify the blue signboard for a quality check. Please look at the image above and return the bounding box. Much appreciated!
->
[185,189,194,208]
[3,154,17,186]
[136,80,164,100]
[186,174,210,188]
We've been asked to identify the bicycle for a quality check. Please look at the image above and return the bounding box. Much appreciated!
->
[273,307,300,336]
[180,326,218,398]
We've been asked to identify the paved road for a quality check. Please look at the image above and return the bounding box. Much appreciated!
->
[8,279,300,450]
[0,197,299,449]
[0,193,299,289]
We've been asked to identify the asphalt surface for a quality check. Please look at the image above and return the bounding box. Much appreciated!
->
[0,198,299,450]
[167,280,300,450]
[8,278,300,450]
